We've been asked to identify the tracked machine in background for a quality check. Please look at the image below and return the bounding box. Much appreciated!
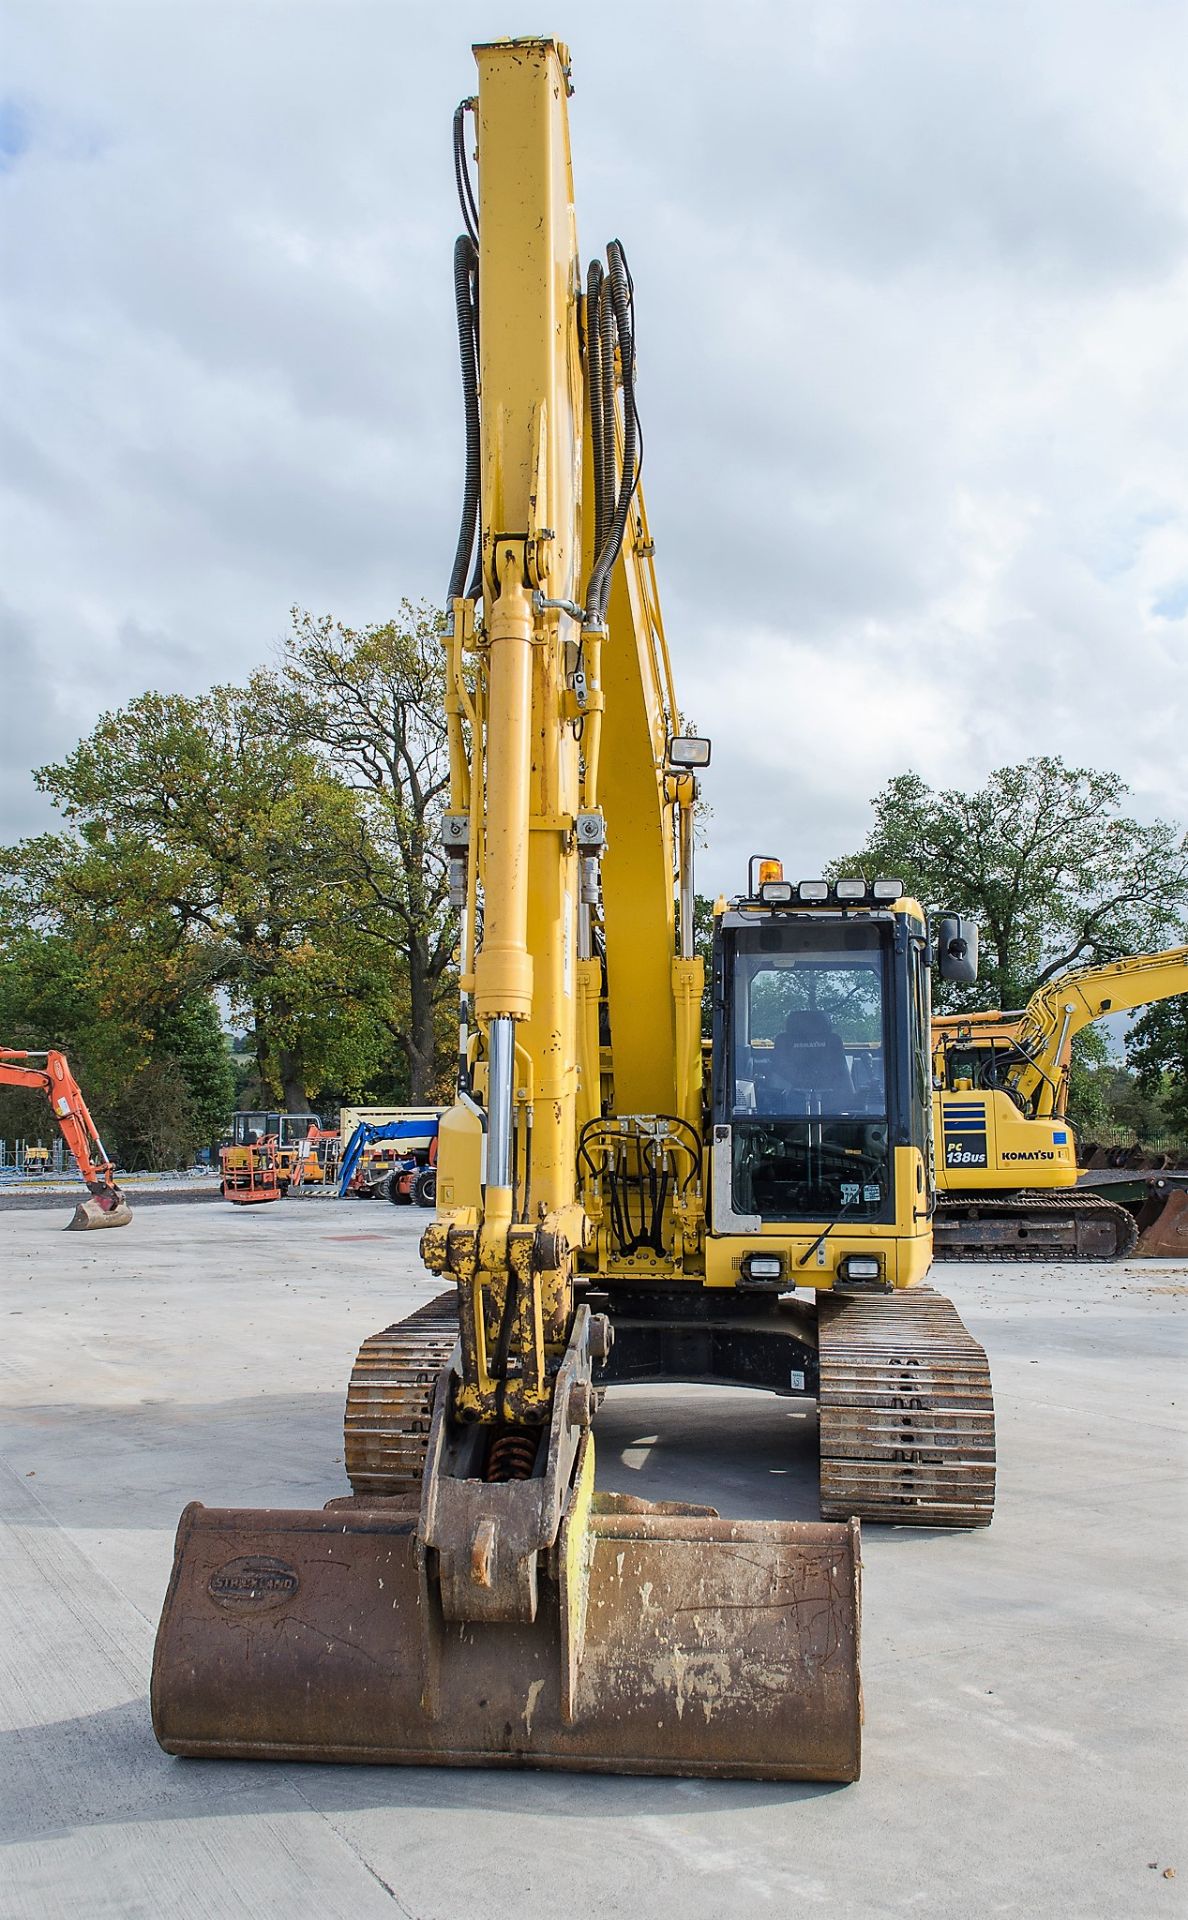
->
[934,946,1188,1258]
[153,37,998,1784]
[0,1048,132,1229]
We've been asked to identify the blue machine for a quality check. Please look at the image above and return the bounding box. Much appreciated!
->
[337,1118,439,1201]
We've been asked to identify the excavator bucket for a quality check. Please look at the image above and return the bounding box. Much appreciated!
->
[152,1490,861,1782]
[68,1187,133,1230]
[1134,1187,1188,1257]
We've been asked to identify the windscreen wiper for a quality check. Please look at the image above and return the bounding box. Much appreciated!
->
[797,1198,856,1270]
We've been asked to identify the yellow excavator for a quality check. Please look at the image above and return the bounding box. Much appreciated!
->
[152,36,997,1785]
[933,946,1188,1258]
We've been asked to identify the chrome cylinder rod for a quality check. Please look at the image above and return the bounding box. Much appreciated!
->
[679,804,695,961]
[486,1015,516,1191]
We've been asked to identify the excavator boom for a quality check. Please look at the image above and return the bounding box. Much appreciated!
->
[0,1048,132,1229]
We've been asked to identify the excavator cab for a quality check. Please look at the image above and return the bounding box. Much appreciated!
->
[718,910,897,1222]
[706,872,936,1292]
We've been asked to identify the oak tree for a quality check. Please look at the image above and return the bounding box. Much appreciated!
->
[256,604,459,1100]
[4,686,390,1111]
[833,757,1188,1010]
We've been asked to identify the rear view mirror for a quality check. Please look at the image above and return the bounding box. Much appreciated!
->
[936,914,979,985]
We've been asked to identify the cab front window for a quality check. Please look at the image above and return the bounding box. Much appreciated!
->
[727,924,893,1221]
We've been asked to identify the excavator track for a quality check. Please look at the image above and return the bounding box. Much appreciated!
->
[935,1191,1138,1260]
[817,1286,995,1528]
[343,1291,459,1497]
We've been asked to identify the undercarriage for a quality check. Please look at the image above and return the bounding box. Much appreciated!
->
[340,1279,996,1531]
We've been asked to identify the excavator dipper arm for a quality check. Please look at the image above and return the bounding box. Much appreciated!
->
[1011,946,1188,1117]
[0,1049,132,1229]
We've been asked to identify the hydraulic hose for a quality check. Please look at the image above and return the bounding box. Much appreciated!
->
[586,259,607,563]
[447,233,481,604]
[452,100,479,246]
[597,261,616,559]
[584,239,640,627]
[596,256,617,569]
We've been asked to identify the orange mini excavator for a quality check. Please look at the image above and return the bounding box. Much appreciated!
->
[0,1048,132,1229]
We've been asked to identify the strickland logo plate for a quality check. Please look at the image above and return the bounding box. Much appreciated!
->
[208,1555,300,1611]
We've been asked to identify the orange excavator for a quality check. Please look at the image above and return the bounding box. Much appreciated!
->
[0,1048,133,1229]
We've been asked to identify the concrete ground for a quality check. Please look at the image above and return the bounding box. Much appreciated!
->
[1,1200,1184,1920]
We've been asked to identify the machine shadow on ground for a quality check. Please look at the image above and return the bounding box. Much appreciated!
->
[1,1698,847,1844]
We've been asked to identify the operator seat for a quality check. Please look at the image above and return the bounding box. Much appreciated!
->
[772,1010,854,1106]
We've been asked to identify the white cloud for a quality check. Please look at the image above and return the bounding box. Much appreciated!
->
[1,0,1185,896]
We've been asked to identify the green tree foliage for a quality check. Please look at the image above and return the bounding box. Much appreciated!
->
[0,930,234,1167]
[1126,997,1188,1134]
[254,604,459,1099]
[0,930,124,1152]
[833,758,1188,1010]
[693,893,716,1036]
[1064,1027,1113,1139]
[148,994,236,1147]
[3,686,392,1112]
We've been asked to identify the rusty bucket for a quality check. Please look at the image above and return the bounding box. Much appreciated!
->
[152,1497,861,1782]
[68,1188,133,1230]
[1135,1187,1188,1257]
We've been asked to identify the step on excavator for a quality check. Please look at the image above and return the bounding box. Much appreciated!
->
[152,36,996,1784]
[0,1048,132,1229]
[933,946,1188,1258]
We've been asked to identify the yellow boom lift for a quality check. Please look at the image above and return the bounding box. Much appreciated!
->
[933,946,1188,1257]
[152,37,996,1784]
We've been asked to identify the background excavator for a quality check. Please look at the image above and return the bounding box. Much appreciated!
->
[152,36,995,1785]
[933,946,1188,1258]
[0,1048,132,1229]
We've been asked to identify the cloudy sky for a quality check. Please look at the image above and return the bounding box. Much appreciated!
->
[3,0,1186,896]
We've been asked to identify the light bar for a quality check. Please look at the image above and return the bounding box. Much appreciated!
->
[760,880,793,905]
[871,877,904,902]
[834,878,866,901]
[797,880,829,902]
[669,735,711,768]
